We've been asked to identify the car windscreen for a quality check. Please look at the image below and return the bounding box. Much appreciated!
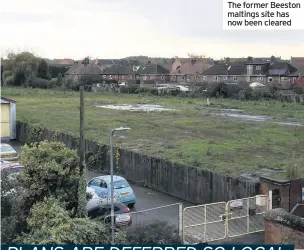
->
[0,145,14,153]
[112,180,130,189]
[9,167,23,173]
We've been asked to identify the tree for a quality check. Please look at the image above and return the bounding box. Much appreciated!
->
[6,51,40,86]
[82,57,90,66]
[15,198,110,244]
[37,59,51,80]
[18,141,86,217]
[57,73,63,85]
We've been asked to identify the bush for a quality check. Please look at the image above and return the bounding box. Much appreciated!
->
[124,221,181,244]
[18,141,84,216]
[119,85,140,94]
[28,77,51,89]
[4,75,15,86]
[15,198,110,244]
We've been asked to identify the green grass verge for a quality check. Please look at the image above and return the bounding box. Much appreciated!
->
[2,87,304,179]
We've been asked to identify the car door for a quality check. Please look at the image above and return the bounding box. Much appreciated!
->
[88,178,108,197]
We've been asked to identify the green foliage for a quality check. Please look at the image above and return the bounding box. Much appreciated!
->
[4,75,15,86]
[4,52,39,86]
[285,154,304,180]
[57,73,63,85]
[37,59,51,80]
[2,70,12,80]
[18,141,83,216]
[1,169,28,243]
[86,145,110,173]
[27,77,51,89]
[15,198,110,244]
[49,65,69,78]
[125,221,181,244]
[82,57,90,65]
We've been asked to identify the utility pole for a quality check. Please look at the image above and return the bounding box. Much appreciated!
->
[80,86,85,170]
[77,86,87,218]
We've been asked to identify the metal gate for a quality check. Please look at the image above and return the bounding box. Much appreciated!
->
[182,195,268,244]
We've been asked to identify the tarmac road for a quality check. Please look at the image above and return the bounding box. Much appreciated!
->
[8,141,192,229]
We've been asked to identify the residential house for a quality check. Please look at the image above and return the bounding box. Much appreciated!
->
[170,58,214,84]
[290,57,304,76]
[64,63,103,82]
[44,58,74,66]
[100,62,170,85]
[93,59,138,71]
[201,57,297,88]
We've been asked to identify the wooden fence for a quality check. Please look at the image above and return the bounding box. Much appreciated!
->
[16,121,260,204]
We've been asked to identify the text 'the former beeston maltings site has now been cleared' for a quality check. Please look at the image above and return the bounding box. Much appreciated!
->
[223,0,303,30]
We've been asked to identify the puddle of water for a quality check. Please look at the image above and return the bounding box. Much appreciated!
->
[97,104,175,112]
[217,113,269,121]
[214,112,304,127]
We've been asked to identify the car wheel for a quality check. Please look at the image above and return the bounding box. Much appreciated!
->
[128,203,135,208]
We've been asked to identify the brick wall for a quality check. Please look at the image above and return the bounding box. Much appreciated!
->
[290,179,304,211]
[264,208,304,248]
[260,177,290,211]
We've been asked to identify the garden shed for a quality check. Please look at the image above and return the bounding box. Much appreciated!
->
[1,97,16,141]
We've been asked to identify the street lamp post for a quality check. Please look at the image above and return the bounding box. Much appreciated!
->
[109,127,131,244]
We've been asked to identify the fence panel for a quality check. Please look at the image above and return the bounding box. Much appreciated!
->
[227,195,268,238]
[183,202,226,244]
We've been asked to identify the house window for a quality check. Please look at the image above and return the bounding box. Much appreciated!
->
[203,76,207,80]
[103,75,106,79]
[150,75,155,80]
[293,77,297,82]
[247,65,253,75]
[121,75,125,80]
[233,76,238,81]
[97,83,100,87]
[172,75,176,79]
[213,76,218,81]
[187,75,191,80]
[196,75,200,80]
[109,75,112,79]
[256,66,261,70]
[161,75,165,80]
[181,76,185,80]
[223,76,228,80]
[268,77,273,82]
[143,75,148,80]
[129,75,133,79]
[281,77,287,81]
[258,77,263,80]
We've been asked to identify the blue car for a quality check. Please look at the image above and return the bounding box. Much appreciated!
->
[87,175,136,208]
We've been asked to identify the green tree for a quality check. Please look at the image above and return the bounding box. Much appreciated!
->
[82,57,90,66]
[37,59,51,80]
[18,141,86,217]
[15,198,110,244]
[7,51,40,86]
[57,73,63,85]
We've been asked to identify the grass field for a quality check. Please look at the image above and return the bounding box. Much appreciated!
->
[2,87,304,179]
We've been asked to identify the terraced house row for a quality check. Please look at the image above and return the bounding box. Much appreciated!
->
[62,56,304,87]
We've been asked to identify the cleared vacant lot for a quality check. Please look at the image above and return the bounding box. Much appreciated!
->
[3,87,304,179]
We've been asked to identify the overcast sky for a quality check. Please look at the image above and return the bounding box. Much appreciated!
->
[1,0,303,59]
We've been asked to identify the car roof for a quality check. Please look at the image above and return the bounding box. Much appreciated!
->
[92,175,126,183]
[1,163,23,170]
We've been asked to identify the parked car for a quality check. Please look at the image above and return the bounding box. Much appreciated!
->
[90,202,132,227]
[0,143,18,162]
[87,175,136,208]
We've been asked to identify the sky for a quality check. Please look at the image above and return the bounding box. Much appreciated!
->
[1,0,303,60]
